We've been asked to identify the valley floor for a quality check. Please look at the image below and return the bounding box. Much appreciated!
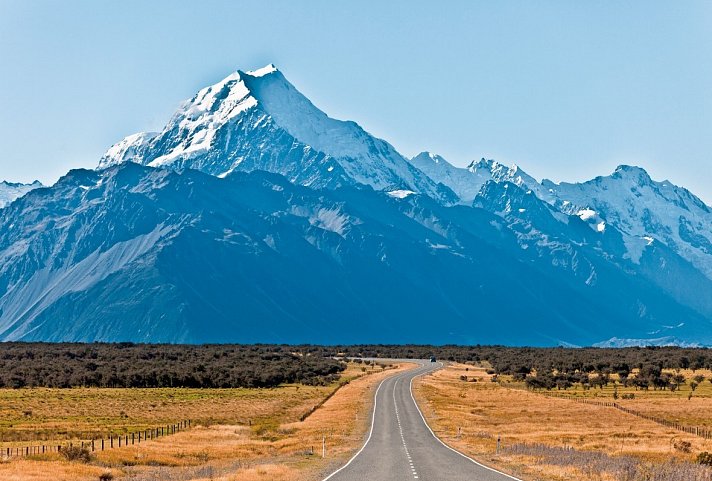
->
[414,363,712,481]
[0,362,408,481]
[4,361,712,481]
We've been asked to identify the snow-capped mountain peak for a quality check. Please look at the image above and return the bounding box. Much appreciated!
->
[543,165,712,276]
[412,149,712,280]
[409,153,546,204]
[99,65,454,202]
[0,180,43,208]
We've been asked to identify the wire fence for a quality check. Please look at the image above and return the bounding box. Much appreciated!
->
[534,390,712,440]
[0,420,191,458]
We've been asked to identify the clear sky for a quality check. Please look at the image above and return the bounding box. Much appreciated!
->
[1,1,711,201]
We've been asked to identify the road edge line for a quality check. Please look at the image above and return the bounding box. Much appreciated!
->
[320,372,390,481]
[409,362,525,481]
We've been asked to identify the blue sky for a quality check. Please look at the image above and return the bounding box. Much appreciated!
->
[1,1,711,201]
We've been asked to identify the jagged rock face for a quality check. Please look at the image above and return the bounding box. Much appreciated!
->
[0,163,709,346]
[2,64,711,346]
[409,152,712,283]
[99,65,456,203]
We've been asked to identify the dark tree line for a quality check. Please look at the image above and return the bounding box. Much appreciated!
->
[319,345,711,371]
[2,343,710,390]
[0,343,345,389]
[319,345,712,387]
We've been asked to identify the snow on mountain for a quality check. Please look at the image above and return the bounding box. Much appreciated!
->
[0,180,43,208]
[99,65,455,202]
[409,152,487,202]
[408,152,553,204]
[593,336,702,348]
[410,151,712,283]
[1,161,709,345]
[3,63,710,346]
[542,165,712,278]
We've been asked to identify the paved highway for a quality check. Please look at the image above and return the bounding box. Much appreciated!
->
[323,361,521,481]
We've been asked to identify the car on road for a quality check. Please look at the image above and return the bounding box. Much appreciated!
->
[430,356,436,362]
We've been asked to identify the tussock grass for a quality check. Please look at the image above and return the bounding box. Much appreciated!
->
[414,363,712,481]
[0,361,409,481]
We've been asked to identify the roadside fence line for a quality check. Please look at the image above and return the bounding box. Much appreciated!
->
[533,390,712,440]
[0,419,192,458]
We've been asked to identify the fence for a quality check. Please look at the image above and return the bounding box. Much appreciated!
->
[535,390,712,440]
[1,419,191,458]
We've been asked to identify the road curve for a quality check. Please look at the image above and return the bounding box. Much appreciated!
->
[322,361,521,481]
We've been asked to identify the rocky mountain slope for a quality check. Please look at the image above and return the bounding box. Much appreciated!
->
[99,65,455,203]
[0,163,708,345]
[0,65,709,346]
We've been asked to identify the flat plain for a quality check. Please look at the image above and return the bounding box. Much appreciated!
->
[415,363,712,481]
[0,361,408,481]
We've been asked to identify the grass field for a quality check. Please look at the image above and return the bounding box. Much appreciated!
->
[414,363,712,481]
[507,368,712,429]
[0,361,408,481]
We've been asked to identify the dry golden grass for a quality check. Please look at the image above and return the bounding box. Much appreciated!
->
[511,368,712,428]
[414,363,712,481]
[0,459,121,481]
[0,361,412,481]
[0,385,330,444]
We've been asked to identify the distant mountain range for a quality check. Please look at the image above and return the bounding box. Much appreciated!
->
[0,180,42,208]
[1,65,710,346]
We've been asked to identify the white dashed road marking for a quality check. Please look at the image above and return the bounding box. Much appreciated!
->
[393,379,419,479]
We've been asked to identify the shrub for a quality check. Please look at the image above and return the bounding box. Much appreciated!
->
[698,452,712,466]
[59,445,91,463]
[99,473,114,481]
[673,440,692,454]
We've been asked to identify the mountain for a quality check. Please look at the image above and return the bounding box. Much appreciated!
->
[2,64,711,346]
[409,152,712,279]
[0,180,42,208]
[407,152,712,339]
[0,162,709,345]
[409,152,548,204]
[542,166,712,279]
[99,65,455,203]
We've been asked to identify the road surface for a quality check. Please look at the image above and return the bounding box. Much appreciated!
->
[323,361,520,481]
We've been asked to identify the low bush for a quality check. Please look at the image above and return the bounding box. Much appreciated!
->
[59,445,91,463]
[698,452,712,466]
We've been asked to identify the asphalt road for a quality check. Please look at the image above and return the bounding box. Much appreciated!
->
[323,361,521,481]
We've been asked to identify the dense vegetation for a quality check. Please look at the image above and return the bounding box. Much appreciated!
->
[328,345,712,391]
[2,343,711,390]
[327,345,712,371]
[0,343,345,388]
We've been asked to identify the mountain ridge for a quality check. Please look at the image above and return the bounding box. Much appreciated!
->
[1,162,709,345]
[99,65,457,203]
[0,64,710,346]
